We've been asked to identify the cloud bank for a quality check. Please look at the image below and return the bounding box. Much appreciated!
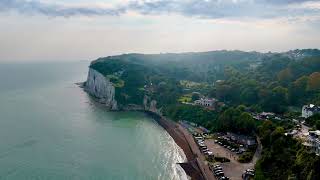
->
[0,0,319,20]
[0,0,124,17]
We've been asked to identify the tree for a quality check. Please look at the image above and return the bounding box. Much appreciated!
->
[238,112,256,134]
[307,72,320,91]
[289,76,309,105]
[191,93,201,101]
[278,68,293,85]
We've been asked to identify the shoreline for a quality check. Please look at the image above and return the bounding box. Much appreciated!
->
[144,111,207,180]
[79,84,209,180]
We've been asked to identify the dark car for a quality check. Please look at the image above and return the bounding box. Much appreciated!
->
[215,172,224,177]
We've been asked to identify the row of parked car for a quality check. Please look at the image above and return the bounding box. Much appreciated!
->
[214,138,244,155]
[209,164,229,180]
[194,136,213,156]
[242,169,255,179]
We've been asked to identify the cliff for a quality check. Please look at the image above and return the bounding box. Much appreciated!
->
[84,68,118,110]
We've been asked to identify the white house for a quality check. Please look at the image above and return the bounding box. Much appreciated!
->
[194,98,217,107]
[302,104,320,118]
[307,130,320,155]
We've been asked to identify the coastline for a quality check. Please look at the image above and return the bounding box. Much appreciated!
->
[79,83,209,180]
[145,111,207,180]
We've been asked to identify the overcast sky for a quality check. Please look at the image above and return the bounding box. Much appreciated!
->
[0,0,320,62]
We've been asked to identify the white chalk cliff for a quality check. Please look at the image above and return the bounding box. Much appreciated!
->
[85,68,118,110]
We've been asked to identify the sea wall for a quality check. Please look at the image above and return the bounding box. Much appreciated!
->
[84,68,118,110]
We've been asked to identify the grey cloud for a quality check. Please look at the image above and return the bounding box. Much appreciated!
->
[0,0,125,17]
[0,0,319,19]
[127,0,320,19]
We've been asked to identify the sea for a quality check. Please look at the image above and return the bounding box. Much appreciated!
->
[0,61,187,180]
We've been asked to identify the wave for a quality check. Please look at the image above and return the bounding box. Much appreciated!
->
[159,132,189,180]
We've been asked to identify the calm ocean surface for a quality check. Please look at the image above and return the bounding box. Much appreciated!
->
[0,62,187,180]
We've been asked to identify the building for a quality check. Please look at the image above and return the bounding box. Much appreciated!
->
[194,98,217,107]
[259,112,275,119]
[226,132,256,147]
[306,130,320,155]
[302,104,320,118]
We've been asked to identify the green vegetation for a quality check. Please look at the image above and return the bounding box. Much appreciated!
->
[90,49,320,179]
[305,114,320,130]
[178,94,192,103]
[211,56,320,113]
[165,104,257,135]
[255,121,320,180]
[238,151,255,163]
[106,75,125,88]
[91,50,320,113]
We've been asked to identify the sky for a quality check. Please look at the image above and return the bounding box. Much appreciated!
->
[0,0,320,62]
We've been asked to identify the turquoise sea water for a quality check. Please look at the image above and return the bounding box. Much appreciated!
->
[0,62,187,180]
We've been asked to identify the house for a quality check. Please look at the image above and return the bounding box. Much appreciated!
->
[226,132,256,147]
[306,130,320,155]
[194,98,217,107]
[259,112,275,119]
[302,104,320,118]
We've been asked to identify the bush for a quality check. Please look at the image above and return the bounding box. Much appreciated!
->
[238,151,254,163]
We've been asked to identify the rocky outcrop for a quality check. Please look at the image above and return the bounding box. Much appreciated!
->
[85,68,118,110]
[143,95,162,115]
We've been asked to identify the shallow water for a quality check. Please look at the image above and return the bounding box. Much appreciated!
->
[0,62,187,180]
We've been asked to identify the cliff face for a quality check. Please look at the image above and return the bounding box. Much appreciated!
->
[85,68,118,110]
[85,68,162,113]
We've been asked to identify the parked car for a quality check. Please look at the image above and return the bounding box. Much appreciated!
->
[246,172,255,176]
[246,169,254,172]
[215,172,224,177]
[214,169,223,174]
[236,151,243,155]
[219,176,229,180]
[201,149,208,152]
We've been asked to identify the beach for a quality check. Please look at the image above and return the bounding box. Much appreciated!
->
[145,111,215,180]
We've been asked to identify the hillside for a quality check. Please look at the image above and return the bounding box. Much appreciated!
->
[86,49,320,180]
[89,49,320,111]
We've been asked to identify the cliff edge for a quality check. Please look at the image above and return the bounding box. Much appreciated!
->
[84,68,118,110]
